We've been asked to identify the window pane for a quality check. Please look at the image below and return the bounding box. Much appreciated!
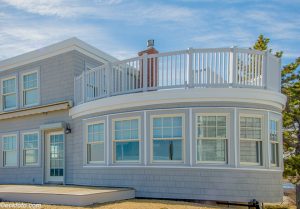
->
[163,117,172,127]
[153,118,162,127]
[270,143,279,166]
[4,150,17,166]
[116,141,139,161]
[24,89,38,105]
[24,133,38,149]
[23,73,37,89]
[3,136,17,150]
[240,117,262,140]
[88,123,104,142]
[3,78,16,94]
[4,94,16,109]
[88,143,104,162]
[197,139,226,162]
[240,140,262,165]
[24,149,38,165]
[153,139,182,161]
[173,117,182,126]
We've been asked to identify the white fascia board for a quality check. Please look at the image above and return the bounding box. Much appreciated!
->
[0,37,119,72]
[69,88,287,119]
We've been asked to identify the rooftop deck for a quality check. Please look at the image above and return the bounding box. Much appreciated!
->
[74,47,281,105]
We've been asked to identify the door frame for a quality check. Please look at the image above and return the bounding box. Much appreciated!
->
[45,130,65,184]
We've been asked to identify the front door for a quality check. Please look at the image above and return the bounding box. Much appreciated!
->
[45,131,64,183]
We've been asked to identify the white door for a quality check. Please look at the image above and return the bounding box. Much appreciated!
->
[45,131,64,183]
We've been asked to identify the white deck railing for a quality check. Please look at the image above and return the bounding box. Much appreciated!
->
[74,47,281,105]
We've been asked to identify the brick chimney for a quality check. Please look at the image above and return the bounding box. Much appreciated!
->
[138,40,159,56]
[138,40,159,88]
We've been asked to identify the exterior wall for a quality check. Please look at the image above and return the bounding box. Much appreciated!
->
[0,110,70,184]
[0,50,102,183]
[66,103,283,203]
[0,50,103,110]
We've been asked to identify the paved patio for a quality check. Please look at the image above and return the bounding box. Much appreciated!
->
[0,185,135,206]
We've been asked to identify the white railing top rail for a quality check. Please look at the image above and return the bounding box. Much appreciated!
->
[74,47,281,105]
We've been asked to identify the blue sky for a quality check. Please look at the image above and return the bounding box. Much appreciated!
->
[0,0,299,66]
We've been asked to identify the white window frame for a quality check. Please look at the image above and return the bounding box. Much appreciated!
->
[269,119,280,167]
[196,113,229,164]
[85,121,105,164]
[2,133,18,167]
[21,69,40,108]
[150,114,185,163]
[112,116,141,163]
[239,114,264,166]
[1,76,18,111]
[21,131,40,167]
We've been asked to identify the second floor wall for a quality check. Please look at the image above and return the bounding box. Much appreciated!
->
[0,50,103,113]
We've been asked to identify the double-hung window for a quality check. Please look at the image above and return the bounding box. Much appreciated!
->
[270,120,280,167]
[113,118,140,162]
[23,132,39,166]
[2,135,18,167]
[87,123,105,163]
[2,77,17,110]
[152,115,184,162]
[240,116,263,166]
[22,72,39,106]
[196,115,227,163]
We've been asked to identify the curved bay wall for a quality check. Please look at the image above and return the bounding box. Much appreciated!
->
[67,100,283,202]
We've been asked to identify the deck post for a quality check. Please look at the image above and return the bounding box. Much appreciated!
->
[83,71,86,103]
[188,48,194,88]
[143,54,148,92]
[263,51,268,89]
[107,63,112,97]
[230,46,237,87]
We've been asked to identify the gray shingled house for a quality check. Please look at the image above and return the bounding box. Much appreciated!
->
[0,38,286,203]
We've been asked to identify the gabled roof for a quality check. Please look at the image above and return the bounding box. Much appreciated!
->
[0,37,119,72]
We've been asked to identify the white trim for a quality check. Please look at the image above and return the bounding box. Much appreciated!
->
[1,75,18,112]
[144,111,147,166]
[20,130,40,167]
[189,108,192,166]
[20,68,40,108]
[234,108,238,168]
[45,131,65,183]
[195,113,230,165]
[1,133,19,168]
[150,113,185,164]
[0,37,118,72]
[85,120,106,165]
[111,116,142,164]
[81,164,283,172]
[70,88,287,119]
[239,114,264,167]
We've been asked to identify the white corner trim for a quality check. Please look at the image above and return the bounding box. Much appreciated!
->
[70,88,287,119]
[0,37,118,72]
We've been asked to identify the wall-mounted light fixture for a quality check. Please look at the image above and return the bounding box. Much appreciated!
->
[65,123,72,134]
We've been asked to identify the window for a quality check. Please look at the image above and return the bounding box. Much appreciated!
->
[113,118,140,162]
[23,133,39,166]
[87,123,105,163]
[152,115,184,162]
[270,120,280,167]
[196,115,227,163]
[22,72,38,106]
[2,77,17,110]
[240,116,263,166]
[2,135,17,167]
